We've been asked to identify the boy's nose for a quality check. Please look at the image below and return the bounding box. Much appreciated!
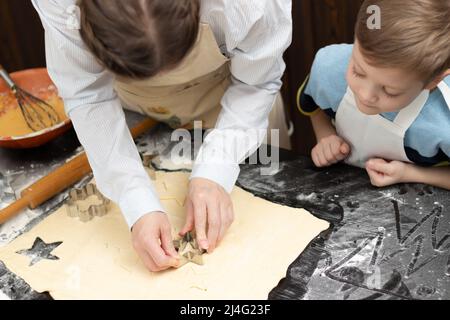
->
[358,88,378,105]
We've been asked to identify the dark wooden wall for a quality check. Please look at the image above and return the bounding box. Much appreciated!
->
[283,0,364,155]
[0,0,46,72]
[0,0,365,155]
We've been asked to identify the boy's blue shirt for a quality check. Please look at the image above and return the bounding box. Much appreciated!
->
[299,44,450,166]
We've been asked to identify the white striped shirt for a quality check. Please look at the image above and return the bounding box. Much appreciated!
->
[31,0,293,228]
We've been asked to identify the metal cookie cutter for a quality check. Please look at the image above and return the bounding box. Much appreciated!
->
[173,232,207,267]
[66,184,110,222]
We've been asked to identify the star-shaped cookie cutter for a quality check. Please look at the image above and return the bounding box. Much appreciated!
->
[173,232,206,267]
[66,184,110,222]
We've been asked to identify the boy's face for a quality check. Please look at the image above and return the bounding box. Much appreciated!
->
[346,41,425,115]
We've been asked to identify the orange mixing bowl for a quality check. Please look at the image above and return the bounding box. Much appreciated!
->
[0,68,72,149]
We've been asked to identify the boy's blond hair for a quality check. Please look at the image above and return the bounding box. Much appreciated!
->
[355,0,450,84]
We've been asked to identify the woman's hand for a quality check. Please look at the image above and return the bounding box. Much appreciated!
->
[131,212,180,272]
[181,178,235,253]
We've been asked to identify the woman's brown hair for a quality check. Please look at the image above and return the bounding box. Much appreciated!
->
[79,0,200,79]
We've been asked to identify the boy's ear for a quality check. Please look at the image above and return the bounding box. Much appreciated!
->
[425,69,450,90]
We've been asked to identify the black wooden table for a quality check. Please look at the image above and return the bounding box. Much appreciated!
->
[1,116,449,300]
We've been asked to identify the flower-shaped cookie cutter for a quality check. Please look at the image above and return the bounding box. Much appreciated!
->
[66,184,110,222]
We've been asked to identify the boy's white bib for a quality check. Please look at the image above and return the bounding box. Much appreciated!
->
[335,81,449,168]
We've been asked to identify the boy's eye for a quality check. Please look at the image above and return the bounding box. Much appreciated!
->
[352,67,365,78]
[383,89,401,98]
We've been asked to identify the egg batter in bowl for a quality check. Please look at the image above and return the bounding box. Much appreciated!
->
[0,68,72,149]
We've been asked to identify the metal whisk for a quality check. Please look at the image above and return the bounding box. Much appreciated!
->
[0,65,60,132]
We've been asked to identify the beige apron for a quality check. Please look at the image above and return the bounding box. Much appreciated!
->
[114,23,291,149]
[336,81,450,168]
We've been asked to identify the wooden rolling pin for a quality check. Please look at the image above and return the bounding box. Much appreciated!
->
[0,118,158,224]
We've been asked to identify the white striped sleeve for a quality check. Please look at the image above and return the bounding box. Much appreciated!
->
[192,0,293,192]
[32,0,165,228]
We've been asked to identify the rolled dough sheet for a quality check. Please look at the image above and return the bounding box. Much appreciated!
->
[0,171,329,300]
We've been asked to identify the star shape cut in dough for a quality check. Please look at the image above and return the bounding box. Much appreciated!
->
[16,237,63,267]
[173,232,206,268]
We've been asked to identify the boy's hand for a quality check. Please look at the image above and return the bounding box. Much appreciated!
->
[131,212,180,272]
[311,135,351,167]
[366,158,409,187]
[180,178,234,254]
